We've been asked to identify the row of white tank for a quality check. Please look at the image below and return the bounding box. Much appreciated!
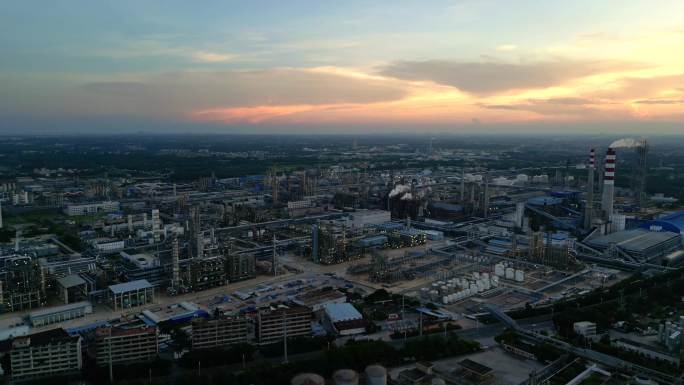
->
[421,272,501,304]
[455,254,489,264]
[493,263,525,282]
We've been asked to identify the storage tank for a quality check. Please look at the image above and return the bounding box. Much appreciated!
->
[365,365,387,385]
[442,296,449,304]
[505,267,515,280]
[515,269,525,282]
[483,279,491,290]
[476,280,485,292]
[472,272,480,280]
[482,272,490,281]
[333,369,359,385]
[491,276,499,287]
[292,373,325,385]
[494,263,505,277]
[429,290,439,300]
[469,283,478,293]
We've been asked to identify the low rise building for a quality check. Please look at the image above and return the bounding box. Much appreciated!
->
[29,301,93,327]
[293,288,347,312]
[323,303,365,336]
[573,321,597,339]
[10,328,82,382]
[64,201,120,216]
[613,338,680,367]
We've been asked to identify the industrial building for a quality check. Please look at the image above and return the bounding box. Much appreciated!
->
[323,303,366,336]
[108,279,155,311]
[94,326,159,366]
[56,274,89,304]
[141,302,207,325]
[29,301,93,327]
[0,255,47,312]
[226,252,256,282]
[10,328,83,382]
[64,201,120,216]
[189,256,226,291]
[573,321,597,339]
[293,288,347,312]
[256,303,312,344]
[191,314,248,350]
[586,229,681,262]
[641,211,684,234]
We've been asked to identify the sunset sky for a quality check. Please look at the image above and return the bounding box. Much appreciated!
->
[2,1,684,134]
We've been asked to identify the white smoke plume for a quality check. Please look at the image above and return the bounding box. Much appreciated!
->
[610,138,647,149]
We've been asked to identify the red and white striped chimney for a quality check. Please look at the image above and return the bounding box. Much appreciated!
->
[584,148,596,229]
[601,148,616,222]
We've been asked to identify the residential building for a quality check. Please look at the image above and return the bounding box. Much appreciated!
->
[257,303,312,344]
[191,315,248,350]
[10,328,82,382]
[94,326,159,366]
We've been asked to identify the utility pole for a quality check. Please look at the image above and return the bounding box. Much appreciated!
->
[108,339,114,383]
[419,312,423,337]
[283,312,289,363]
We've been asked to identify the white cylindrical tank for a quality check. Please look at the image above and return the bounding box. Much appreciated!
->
[482,272,490,281]
[483,279,491,290]
[292,373,325,385]
[491,276,499,287]
[505,267,515,280]
[515,269,525,282]
[442,296,449,304]
[365,365,387,385]
[333,369,359,385]
[494,263,505,277]
[469,283,478,293]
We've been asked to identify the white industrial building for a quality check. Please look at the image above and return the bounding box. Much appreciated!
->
[323,303,365,336]
[573,321,597,339]
[64,201,120,216]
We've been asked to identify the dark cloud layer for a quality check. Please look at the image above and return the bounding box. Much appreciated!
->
[81,69,407,115]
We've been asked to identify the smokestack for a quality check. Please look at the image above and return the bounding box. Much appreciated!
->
[584,148,595,229]
[601,148,616,225]
[172,236,180,290]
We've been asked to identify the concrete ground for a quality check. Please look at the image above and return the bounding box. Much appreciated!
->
[388,346,545,385]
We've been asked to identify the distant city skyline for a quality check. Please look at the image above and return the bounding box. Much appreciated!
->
[2,1,684,134]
